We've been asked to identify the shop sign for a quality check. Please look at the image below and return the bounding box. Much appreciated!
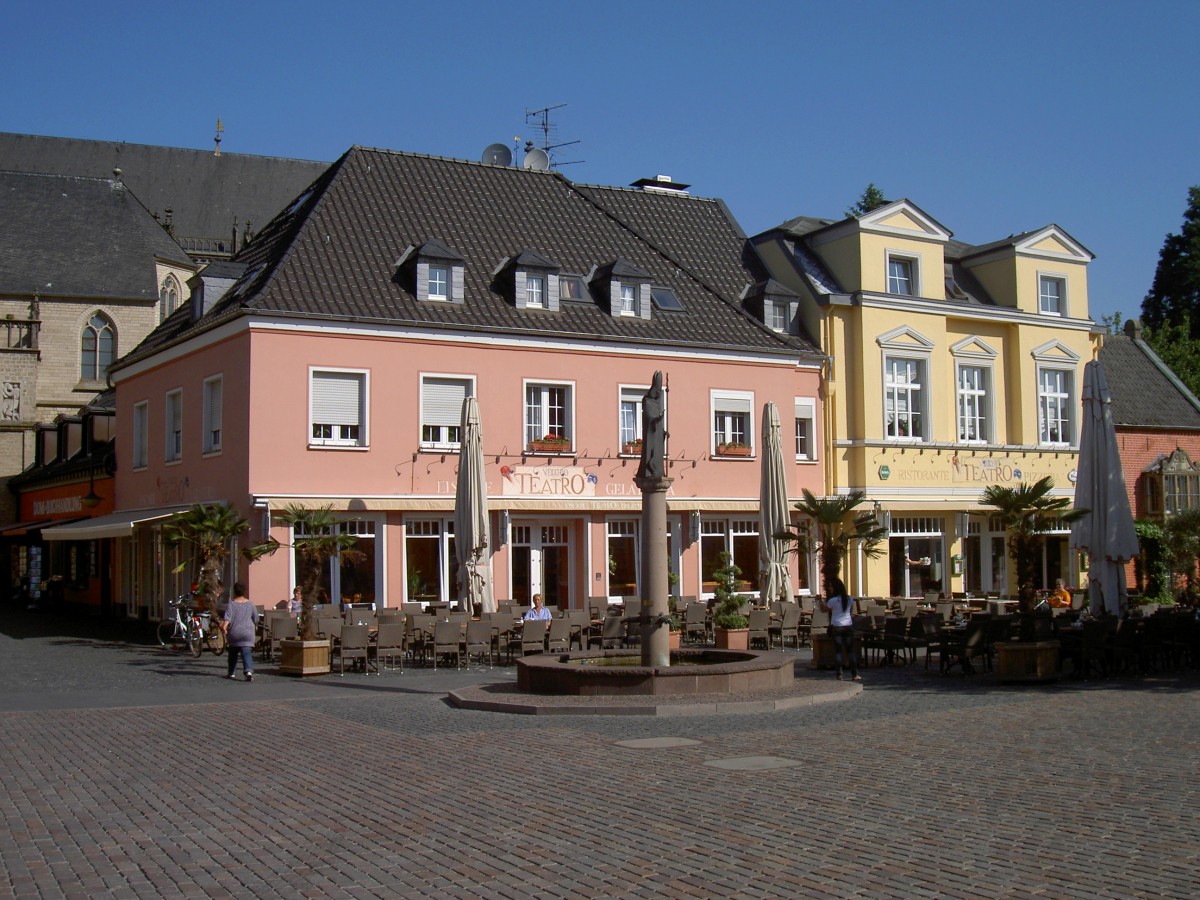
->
[32,496,83,516]
[878,465,890,480]
[500,465,597,498]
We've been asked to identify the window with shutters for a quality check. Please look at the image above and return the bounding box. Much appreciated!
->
[164,389,183,463]
[711,390,754,455]
[202,375,223,454]
[794,397,816,461]
[420,375,474,448]
[310,369,367,448]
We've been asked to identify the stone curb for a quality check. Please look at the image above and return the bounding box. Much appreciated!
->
[446,679,862,716]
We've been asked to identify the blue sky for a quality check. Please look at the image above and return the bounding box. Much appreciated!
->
[4,0,1197,327]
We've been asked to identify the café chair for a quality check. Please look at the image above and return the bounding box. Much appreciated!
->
[546,618,572,653]
[465,620,493,668]
[748,608,771,650]
[338,624,373,675]
[433,620,464,669]
[601,615,624,649]
[375,622,406,673]
[684,602,709,645]
[520,619,549,656]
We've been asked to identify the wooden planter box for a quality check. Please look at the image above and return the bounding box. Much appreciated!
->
[529,440,570,454]
[278,638,331,677]
[715,445,751,458]
[996,640,1060,684]
[714,627,749,650]
[622,442,643,456]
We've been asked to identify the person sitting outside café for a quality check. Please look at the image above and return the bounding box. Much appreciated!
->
[277,587,303,614]
[1048,579,1072,608]
[523,593,553,622]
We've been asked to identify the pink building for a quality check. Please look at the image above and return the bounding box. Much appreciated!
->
[97,148,825,616]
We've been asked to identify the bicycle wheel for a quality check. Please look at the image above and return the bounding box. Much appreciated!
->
[157,620,177,649]
[207,624,227,655]
[188,622,204,658]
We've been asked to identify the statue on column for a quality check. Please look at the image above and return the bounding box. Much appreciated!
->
[636,371,667,482]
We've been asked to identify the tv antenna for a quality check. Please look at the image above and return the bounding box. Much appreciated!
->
[524,104,584,168]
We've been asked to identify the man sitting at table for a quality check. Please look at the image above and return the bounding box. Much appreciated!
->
[523,593,553,621]
[1048,579,1072,608]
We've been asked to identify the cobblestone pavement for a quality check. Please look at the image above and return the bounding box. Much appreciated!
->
[3,606,1199,898]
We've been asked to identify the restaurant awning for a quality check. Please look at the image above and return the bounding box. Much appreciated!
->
[40,506,189,541]
[0,519,52,536]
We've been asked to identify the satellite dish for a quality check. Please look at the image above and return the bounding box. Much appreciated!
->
[523,148,550,172]
[481,143,512,167]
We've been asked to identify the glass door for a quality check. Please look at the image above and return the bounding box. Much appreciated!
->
[511,522,571,608]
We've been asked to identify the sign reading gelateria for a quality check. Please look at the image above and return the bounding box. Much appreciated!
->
[501,466,597,497]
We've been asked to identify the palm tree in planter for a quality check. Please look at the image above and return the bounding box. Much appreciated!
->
[163,502,278,614]
[778,489,888,592]
[711,551,750,649]
[981,476,1085,618]
[273,504,364,641]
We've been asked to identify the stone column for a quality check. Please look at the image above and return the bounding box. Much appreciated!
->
[637,473,673,668]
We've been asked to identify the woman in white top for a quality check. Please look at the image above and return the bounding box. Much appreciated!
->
[821,576,861,682]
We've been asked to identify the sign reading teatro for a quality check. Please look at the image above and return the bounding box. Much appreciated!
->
[501,466,597,498]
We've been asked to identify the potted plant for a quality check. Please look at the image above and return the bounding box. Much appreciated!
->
[529,433,571,453]
[273,504,364,676]
[667,594,682,650]
[982,477,1085,682]
[622,437,644,456]
[711,551,749,649]
[716,441,751,458]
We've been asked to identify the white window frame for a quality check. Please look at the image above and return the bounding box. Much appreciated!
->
[1038,273,1066,316]
[132,400,148,470]
[794,397,817,461]
[768,301,789,333]
[883,356,927,441]
[1037,366,1073,447]
[524,380,574,449]
[619,283,637,316]
[526,274,546,309]
[618,384,655,451]
[202,375,223,454]
[309,368,369,449]
[886,252,920,296]
[955,364,990,444]
[164,389,183,463]
[711,390,754,455]
[428,265,449,301]
[420,374,475,449]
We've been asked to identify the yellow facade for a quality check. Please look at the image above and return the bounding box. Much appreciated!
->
[756,201,1100,600]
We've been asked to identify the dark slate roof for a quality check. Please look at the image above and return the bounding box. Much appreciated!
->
[0,132,328,256]
[1099,333,1200,430]
[0,171,192,299]
[118,147,821,366]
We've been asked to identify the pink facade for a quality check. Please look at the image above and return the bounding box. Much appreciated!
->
[115,322,823,613]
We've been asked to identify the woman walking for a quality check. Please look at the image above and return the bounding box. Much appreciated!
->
[223,581,258,682]
[822,576,861,682]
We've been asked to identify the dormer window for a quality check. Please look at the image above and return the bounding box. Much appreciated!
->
[395,239,465,304]
[768,301,789,333]
[527,274,546,308]
[1039,274,1065,316]
[428,265,449,301]
[593,258,651,321]
[560,276,587,301]
[887,254,918,296]
[619,284,637,315]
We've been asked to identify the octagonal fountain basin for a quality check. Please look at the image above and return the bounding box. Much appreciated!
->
[516,648,795,696]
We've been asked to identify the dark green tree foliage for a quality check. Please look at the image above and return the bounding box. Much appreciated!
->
[1134,519,1171,601]
[1142,186,1200,336]
[845,183,888,218]
[1142,315,1200,400]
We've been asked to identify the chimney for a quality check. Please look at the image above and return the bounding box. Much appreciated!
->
[630,174,691,196]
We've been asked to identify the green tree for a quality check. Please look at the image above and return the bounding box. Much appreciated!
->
[1100,311,1125,335]
[711,551,748,630]
[778,489,889,592]
[163,503,277,611]
[272,504,363,639]
[1142,185,1200,336]
[1161,509,1200,602]
[1133,520,1169,600]
[845,183,887,218]
[981,477,1084,613]
[1141,315,1200,400]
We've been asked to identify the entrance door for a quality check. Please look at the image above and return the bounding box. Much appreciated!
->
[511,522,571,608]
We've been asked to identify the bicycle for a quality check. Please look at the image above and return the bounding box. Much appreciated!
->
[158,595,204,657]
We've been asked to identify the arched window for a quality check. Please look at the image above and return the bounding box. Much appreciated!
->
[160,275,180,323]
[81,313,116,382]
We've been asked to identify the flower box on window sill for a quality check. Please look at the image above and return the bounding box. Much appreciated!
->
[529,439,571,454]
[621,440,644,456]
[715,443,752,458]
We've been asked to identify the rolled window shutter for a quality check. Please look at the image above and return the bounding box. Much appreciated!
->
[422,378,469,427]
[312,372,362,425]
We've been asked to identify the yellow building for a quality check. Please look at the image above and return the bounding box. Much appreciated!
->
[752,199,1101,598]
